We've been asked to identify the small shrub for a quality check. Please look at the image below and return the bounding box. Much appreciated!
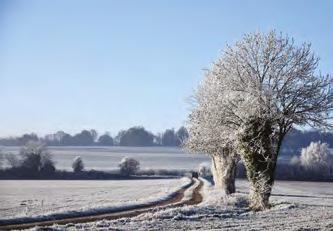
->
[72,156,84,173]
[198,162,211,177]
[119,157,140,176]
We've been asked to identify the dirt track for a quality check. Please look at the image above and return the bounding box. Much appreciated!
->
[0,178,203,230]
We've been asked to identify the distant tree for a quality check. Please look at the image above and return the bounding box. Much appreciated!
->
[176,126,189,146]
[18,133,39,145]
[154,133,162,146]
[90,129,98,142]
[98,133,114,146]
[300,142,333,173]
[72,130,95,146]
[55,131,66,143]
[161,129,180,146]
[114,130,126,146]
[72,156,84,173]
[119,157,140,176]
[42,134,57,145]
[19,141,55,176]
[118,127,154,146]
[61,133,73,146]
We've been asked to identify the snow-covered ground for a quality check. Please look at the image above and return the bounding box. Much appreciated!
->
[1,146,293,171]
[1,146,210,171]
[42,179,333,231]
[0,178,190,222]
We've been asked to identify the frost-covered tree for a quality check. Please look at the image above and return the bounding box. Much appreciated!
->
[72,156,84,173]
[300,141,333,173]
[186,73,239,194]
[176,126,189,145]
[20,141,55,176]
[119,157,140,176]
[189,31,332,210]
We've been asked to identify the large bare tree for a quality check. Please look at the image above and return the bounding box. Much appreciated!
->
[188,31,332,210]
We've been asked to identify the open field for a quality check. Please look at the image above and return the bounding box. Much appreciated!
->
[1,146,209,171]
[0,146,295,171]
[0,178,190,221]
[1,147,332,230]
[59,179,333,231]
[1,178,332,230]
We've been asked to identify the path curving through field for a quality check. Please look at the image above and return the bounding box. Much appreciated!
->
[0,178,203,230]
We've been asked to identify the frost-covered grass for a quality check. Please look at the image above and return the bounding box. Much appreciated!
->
[1,146,293,171]
[0,178,190,223]
[1,146,210,171]
[236,179,333,206]
[41,179,333,231]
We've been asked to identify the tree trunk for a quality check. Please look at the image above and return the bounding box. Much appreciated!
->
[211,154,237,195]
[238,116,279,211]
[247,166,275,211]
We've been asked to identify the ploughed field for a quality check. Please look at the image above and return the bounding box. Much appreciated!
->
[1,146,293,171]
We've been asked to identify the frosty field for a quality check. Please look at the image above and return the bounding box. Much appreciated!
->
[1,178,333,230]
[1,146,210,171]
[53,179,333,231]
[1,146,294,171]
[0,178,190,221]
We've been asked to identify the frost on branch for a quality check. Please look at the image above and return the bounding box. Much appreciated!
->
[188,30,332,210]
[186,63,239,195]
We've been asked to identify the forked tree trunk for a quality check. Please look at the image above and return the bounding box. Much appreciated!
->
[211,154,237,195]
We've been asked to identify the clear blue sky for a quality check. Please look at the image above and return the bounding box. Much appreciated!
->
[0,0,332,137]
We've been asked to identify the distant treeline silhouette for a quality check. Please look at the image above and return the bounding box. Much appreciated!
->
[0,126,189,147]
[0,127,332,153]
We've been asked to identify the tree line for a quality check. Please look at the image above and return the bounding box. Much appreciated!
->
[0,126,189,147]
[0,126,331,153]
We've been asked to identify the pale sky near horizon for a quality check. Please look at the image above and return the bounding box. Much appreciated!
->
[0,0,332,137]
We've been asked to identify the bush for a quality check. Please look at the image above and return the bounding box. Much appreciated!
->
[198,162,211,177]
[119,157,140,176]
[19,141,56,176]
[72,156,84,173]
